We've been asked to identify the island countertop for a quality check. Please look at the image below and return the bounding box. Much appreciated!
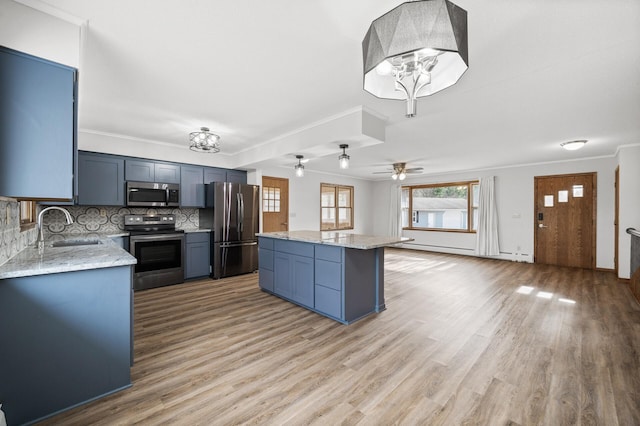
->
[0,234,137,280]
[256,230,412,250]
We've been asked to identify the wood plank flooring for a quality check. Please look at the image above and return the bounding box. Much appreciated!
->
[41,249,640,425]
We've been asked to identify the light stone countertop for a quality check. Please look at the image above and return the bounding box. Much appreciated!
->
[256,230,412,250]
[0,234,137,280]
[182,228,211,233]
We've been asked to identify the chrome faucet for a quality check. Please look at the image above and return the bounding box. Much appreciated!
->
[36,206,74,250]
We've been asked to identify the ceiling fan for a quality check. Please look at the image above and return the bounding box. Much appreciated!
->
[373,162,424,180]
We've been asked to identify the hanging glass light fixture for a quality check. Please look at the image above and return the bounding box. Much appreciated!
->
[338,144,350,169]
[295,155,305,177]
[362,0,468,118]
[189,127,220,153]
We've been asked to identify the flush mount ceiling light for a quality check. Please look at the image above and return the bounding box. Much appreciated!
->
[189,127,220,153]
[338,144,350,169]
[560,140,588,151]
[294,155,305,177]
[362,0,468,118]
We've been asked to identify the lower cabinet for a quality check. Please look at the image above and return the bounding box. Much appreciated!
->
[258,238,274,291]
[185,232,210,279]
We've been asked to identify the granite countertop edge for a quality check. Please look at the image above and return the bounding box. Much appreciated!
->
[256,231,412,250]
[0,235,137,280]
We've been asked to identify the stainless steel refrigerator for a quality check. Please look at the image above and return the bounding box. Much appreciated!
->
[199,182,260,279]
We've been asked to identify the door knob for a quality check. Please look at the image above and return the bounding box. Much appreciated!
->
[281,222,288,226]
[538,223,548,228]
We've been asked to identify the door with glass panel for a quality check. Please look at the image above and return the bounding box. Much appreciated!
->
[534,173,596,269]
[262,176,289,232]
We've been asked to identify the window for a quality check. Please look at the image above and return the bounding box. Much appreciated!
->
[262,186,281,212]
[320,183,353,231]
[19,200,36,231]
[401,181,479,232]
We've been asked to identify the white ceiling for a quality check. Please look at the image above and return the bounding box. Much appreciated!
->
[35,0,640,179]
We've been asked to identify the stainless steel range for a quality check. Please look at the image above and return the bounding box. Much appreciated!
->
[125,214,185,291]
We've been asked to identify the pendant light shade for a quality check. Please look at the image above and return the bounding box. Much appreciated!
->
[338,144,350,169]
[295,155,305,177]
[362,0,468,117]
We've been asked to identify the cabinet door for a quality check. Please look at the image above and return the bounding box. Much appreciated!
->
[155,163,180,183]
[274,253,292,299]
[180,165,204,207]
[185,241,211,279]
[78,152,125,206]
[125,160,155,182]
[204,167,226,184]
[291,254,314,308]
[226,170,247,184]
[0,47,77,199]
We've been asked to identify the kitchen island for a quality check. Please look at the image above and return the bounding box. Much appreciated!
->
[256,231,411,324]
[0,235,136,425]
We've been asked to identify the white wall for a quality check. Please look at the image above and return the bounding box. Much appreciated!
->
[617,145,640,279]
[258,167,375,235]
[0,0,81,68]
[373,156,618,269]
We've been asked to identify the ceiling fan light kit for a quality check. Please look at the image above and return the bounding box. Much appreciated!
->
[362,0,468,118]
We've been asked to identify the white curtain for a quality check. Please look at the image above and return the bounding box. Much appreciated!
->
[388,184,402,238]
[475,176,500,256]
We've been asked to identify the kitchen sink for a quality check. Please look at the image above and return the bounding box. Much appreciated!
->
[51,239,102,247]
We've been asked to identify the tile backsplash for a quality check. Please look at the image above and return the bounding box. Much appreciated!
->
[0,197,38,265]
[41,206,200,235]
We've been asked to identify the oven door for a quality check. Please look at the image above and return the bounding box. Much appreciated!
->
[129,233,185,290]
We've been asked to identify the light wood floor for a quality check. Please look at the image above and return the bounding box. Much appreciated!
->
[42,249,640,425]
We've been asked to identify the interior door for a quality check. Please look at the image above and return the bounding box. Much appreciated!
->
[262,176,289,232]
[534,173,596,269]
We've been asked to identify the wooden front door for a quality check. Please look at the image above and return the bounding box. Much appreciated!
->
[534,173,596,269]
[262,176,289,232]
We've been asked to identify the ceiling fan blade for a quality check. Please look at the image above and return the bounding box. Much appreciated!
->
[406,167,424,173]
[372,171,392,174]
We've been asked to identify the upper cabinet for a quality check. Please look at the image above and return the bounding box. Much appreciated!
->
[180,165,204,208]
[77,152,125,206]
[0,46,77,200]
[226,170,247,184]
[204,167,227,184]
[125,160,180,183]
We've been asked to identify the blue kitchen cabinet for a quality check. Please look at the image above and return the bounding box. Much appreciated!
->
[0,265,132,425]
[0,46,77,200]
[125,159,180,183]
[155,162,181,183]
[204,167,227,184]
[258,237,381,324]
[181,165,205,207]
[272,240,314,309]
[226,169,247,184]
[125,159,154,182]
[78,152,125,206]
[185,232,211,279]
[258,238,274,292]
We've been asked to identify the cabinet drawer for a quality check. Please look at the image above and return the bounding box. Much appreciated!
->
[259,268,274,292]
[186,232,210,244]
[259,248,274,271]
[258,237,274,250]
[274,240,314,258]
[315,285,341,319]
[315,245,342,262]
[315,259,342,291]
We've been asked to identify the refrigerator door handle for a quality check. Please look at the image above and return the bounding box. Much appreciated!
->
[220,241,257,248]
[238,192,245,233]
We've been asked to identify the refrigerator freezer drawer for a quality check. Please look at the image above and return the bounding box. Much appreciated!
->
[212,241,258,279]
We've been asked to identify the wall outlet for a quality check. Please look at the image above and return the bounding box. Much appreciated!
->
[100,208,107,217]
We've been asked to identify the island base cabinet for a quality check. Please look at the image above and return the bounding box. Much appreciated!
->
[0,266,132,425]
[258,237,384,324]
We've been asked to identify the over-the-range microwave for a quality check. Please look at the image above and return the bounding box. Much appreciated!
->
[126,181,180,207]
